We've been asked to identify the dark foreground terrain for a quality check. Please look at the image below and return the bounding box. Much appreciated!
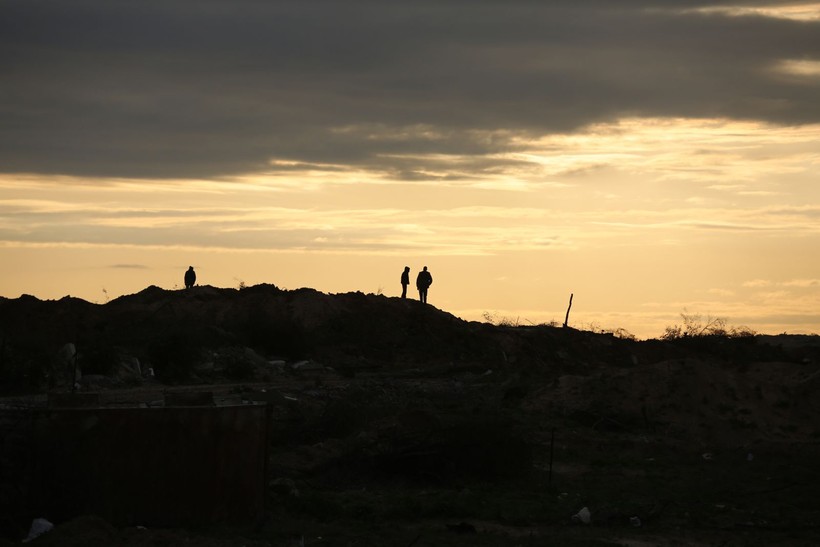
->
[2,285,820,546]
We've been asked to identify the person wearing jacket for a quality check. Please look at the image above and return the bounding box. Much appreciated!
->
[416,266,432,303]
[400,266,410,298]
[184,266,196,289]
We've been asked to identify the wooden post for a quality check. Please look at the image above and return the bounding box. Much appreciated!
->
[563,293,573,328]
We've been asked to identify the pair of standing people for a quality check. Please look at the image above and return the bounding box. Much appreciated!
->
[401,266,433,303]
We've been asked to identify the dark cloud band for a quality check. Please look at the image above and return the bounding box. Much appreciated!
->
[2,1,818,179]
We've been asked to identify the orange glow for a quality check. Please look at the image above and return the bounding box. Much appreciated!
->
[2,118,819,338]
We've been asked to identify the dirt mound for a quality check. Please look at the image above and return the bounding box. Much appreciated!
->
[526,358,820,448]
[0,284,816,393]
[2,284,820,545]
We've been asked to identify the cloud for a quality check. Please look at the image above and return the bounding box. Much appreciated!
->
[109,264,150,270]
[2,1,819,179]
[0,191,578,255]
[775,59,820,78]
[783,278,820,287]
[708,288,735,297]
[743,279,773,287]
[688,3,820,22]
[3,167,817,261]
[746,278,820,289]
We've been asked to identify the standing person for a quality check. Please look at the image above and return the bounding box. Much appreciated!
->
[416,266,432,303]
[184,266,196,289]
[400,266,410,299]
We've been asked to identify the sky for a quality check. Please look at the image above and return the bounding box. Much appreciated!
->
[1,0,819,339]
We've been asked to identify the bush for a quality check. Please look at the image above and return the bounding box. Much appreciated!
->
[661,310,756,340]
[482,311,524,327]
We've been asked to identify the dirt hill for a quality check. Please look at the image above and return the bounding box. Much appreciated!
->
[1,285,820,546]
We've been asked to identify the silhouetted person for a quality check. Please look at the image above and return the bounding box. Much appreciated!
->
[184,266,196,289]
[416,266,432,303]
[400,266,410,298]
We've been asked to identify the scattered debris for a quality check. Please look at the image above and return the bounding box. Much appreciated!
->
[291,360,324,372]
[23,518,53,543]
[2,286,820,545]
[572,506,592,524]
[113,355,142,381]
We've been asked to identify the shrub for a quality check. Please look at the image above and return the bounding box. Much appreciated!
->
[611,327,637,341]
[661,310,756,340]
[482,311,525,327]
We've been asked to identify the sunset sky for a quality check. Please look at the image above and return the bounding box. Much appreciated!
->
[2,1,819,339]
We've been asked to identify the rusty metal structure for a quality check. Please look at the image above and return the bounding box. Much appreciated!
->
[7,393,271,527]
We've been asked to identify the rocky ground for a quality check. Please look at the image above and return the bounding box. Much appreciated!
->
[1,285,820,546]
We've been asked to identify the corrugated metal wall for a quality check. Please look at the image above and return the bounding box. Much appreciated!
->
[29,404,270,526]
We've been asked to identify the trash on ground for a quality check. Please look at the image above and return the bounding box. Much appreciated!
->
[572,506,592,524]
[23,518,54,543]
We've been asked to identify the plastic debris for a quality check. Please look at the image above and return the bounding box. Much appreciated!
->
[572,506,592,524]
[630,516,642,527]
[702,452,713,461]
[23,518,54,543]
